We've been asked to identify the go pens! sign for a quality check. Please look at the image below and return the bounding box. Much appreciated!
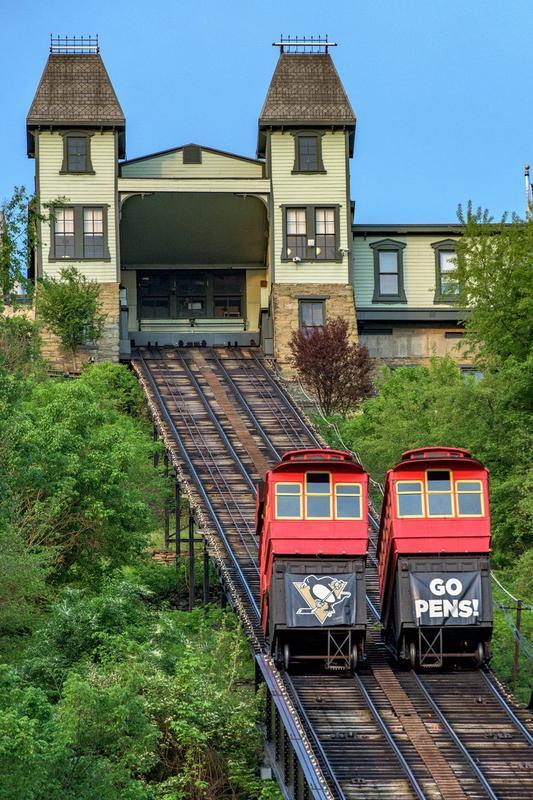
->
[410,572,482,626]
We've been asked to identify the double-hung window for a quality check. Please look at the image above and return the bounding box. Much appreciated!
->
[83,208,104,258]
[298,136,318,170]
[60,132,94,174]
[299,300,324,334]
[370,239,407,302]
[51,206,108,261]
[284,206,339,261]
[286,208,307,259]
[432,240,459,302]
[53,208,75,258]
[315,208,336,260]
[292,132,325,173]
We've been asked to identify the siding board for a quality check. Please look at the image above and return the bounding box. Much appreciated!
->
[38,131,118,282]
[270,131,350,284]
[352,234,460,309]
[120,148,263,179]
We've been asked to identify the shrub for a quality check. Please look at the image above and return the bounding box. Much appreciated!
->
[289,317,374,416]
[36,266,106,355]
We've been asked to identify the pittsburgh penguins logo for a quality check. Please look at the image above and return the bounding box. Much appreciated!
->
[293,575,351,625]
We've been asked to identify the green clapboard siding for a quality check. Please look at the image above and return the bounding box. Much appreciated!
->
[38,130,119,283]
[352,234,461,308]
[120,148,263,179]
[270,131,350,284]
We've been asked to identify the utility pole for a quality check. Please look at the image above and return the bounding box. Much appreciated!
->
[525,164,532,216]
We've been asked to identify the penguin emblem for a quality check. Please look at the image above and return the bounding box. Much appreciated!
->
[293,575,351,624]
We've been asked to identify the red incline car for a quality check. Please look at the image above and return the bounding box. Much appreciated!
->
[377,446,493,668]
[256,448,369,670]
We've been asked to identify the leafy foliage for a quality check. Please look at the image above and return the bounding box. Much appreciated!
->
[289,317,374,416]
[1,365,164,581]
[0,187,40,303]
[36,266,106,354]
[1,581,272,800]
[454,206,533,367]
[331,357,532,564]
[0,363,277,799]
[0,315,43,377]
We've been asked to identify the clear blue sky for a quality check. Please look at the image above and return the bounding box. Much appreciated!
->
[1,0,531,222]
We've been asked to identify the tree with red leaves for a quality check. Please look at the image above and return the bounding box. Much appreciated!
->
[289,317,374,416]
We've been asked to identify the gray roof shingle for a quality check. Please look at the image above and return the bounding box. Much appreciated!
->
[27,53,125,128]
[259,53,355,128]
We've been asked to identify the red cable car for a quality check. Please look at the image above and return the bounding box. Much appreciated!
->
[377,447,493,667]
[256,448,369,670]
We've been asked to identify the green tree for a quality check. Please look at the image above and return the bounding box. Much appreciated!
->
[0,187,40,303]
[36,266,106,357]
[0,316,43,377]
[334,358,532,564]
[454,206,533,367]
[2,364,165,580]
[289,317,374,416]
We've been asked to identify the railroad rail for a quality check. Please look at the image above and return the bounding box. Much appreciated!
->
[132,345,533,800]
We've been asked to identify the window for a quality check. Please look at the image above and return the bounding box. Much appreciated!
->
[213,272,243,319]
[315,208,336,260]
[299,300,324,333]
[286,208,307,259]
[53,208,75,258]
[335,484,362,519]
[50,205,109,261]
[456,480,483,516]
[432,240,459,302]
[378,251,399,294]
[292,132,325,173]
[83,208,104,258]
[306,473,332,518]
[275,483,302,519]
[283,206,340,261]
[397,481,424,517]
[426,470,454,516]
[183,145,202,164]
[60,132,94,174]
[370,239,407,302]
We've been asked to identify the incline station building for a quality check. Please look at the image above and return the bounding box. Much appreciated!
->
[26,36,468,370]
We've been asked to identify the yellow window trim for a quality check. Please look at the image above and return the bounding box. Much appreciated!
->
[274,481,303,520]
[396,480,425,518]
[455,479,485,518]
[334,482,363,520]
[425,470,455,517]
[305,471,333,520]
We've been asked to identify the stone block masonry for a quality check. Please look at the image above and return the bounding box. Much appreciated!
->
[271,283,358,368]
[39,282,121,372]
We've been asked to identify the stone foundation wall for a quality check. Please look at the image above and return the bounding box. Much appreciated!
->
[360,325,471,367]
[2,283,121,373]
[271,283,357,367]
[40,282,121,372]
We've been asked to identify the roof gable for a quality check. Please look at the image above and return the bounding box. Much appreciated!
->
[120,144,264,179]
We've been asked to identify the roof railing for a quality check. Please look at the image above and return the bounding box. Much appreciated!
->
[272,34,337,54]
[50,34,99,54]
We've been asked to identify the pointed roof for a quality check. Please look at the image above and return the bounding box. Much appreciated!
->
[27,53,125,156]
[258,52,355,156]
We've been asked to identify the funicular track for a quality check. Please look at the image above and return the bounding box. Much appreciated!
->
[133,346,532,800]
